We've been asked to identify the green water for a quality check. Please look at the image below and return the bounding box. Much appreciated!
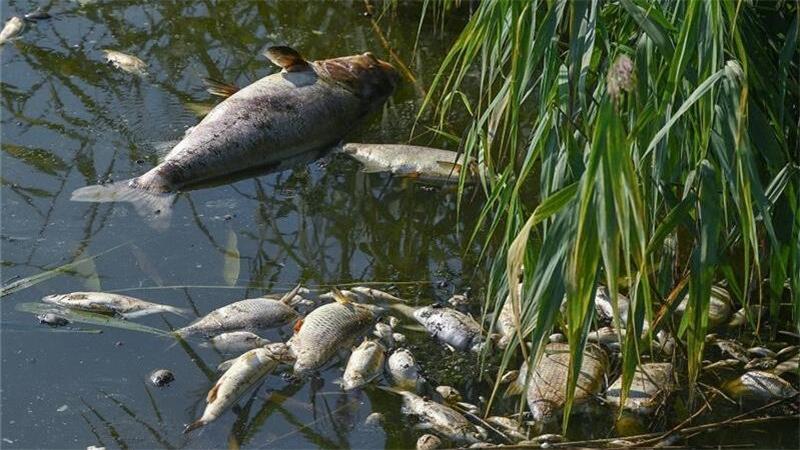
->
[1,1,798,449]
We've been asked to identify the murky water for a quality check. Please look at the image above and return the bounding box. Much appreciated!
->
[2,1,798,449]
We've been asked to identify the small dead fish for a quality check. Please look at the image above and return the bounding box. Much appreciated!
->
[24,8,51,21]
[184,343,294,433]
[38,312,69,327]
[392,332,407,345]
[606,363,674,415]
[486,416,528,442]
[703,358,744,372]
[175,287,301,337]
[289,292,384,377]
[677,285,732,328]
[338,143,479,181]
[0,17,24,45]
[373,322,396,348]
[416,434,442,450]
[200,331,270,354]
[747,346,776,358]
[710,337,749,363]
[103,49,148,76]
[723,370,798,404]
[414,306,484,352]
[496,285,520,349]
[42,292,188,319]
[342,339,385,390]
[387,388,483,444]
[386,348,424,391]
[436,385,462,404]
[744,357,778,371]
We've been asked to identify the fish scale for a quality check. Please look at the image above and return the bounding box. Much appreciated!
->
[289,301,382,377]
[175,298,298,337]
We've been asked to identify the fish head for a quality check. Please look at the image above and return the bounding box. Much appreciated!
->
[317,52,399,105]
[41,293,68,304]
[263,342,295,364]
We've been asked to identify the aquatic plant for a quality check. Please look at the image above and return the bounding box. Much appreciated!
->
[422,0,799,429]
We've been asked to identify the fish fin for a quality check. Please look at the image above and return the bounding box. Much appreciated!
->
[120,310,153,320]
[71,180,176,231]
[503,381,524,398]
[184,101,214,118]
[203,77,239,98]
[264,46,311,72]
[293,318,304,333]
[206,382,221,403]
[162,305,192,318]
[331,287,352,304]
[278,283,303,305]
[217,358,236,372]
[183,419,206,434]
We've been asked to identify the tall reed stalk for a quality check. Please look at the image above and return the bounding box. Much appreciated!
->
[422,0,799,429]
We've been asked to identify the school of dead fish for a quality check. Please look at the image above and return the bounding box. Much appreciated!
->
[4,9,798,448]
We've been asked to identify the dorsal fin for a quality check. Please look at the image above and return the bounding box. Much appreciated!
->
[203,77,239,98]
[331,287,352,304]
[278,283,303,305]
[206,381,221,403]
[264,46,311,72]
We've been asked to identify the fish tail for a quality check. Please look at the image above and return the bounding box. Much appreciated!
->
[183,419,206,434]
[70,175,176,231]
[161,305,192,318]
[503,380,524,398]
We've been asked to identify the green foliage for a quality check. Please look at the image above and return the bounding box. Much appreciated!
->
[424,0,799,429]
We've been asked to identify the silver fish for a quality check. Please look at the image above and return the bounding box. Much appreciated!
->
[72,47,398,228]
[200,331,270,354]
[606,363,674,415]
[413,306,484,352]
[184,343,294,433]
[385,348,424,391]
[103,50,148,76]
[175,287,301,337]
[0,17,24,45]
[42,292,188,319]
[342,339,386,390]
[338,143,478,181]
[288,294,384,377]
[723,370,798,404]
[373,322,396,348]
[389,389,482,444]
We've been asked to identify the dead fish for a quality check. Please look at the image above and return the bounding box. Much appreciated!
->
[319,286,405,304]
[42,292,188,319]
[364,412,384,427]
[373,322,396,348]
[744,357,778,371]
[0,17,24,45]
[184,343,294,433]
[496,284,521,348]
[677,285,732,328]
[175,287,301,337]
[288,292,384,377]
[509,343,607,424]
[337,143,478,181]
[486,416,528,442]
[72,47,398,230]
[723,370,798,404]
[386,348,424,391]
[772,354,799,376]
[386,388,483,444]
[149,369,175,387]
[24,8,52,21]
[416,434,443,450]
[413,306,484,352]
[102,50,148,76]
[606,363,674,415]
[38,312,69,327]
[392,332,407,345]
[342,339,385,390]
[200,331,270,354]
[435,385,462,404]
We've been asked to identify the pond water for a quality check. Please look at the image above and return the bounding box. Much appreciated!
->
[2,1,798,449]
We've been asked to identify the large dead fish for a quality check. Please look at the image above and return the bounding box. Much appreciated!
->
[71,46,399,229]
[337,143,478,181]
[184,343,294,433]
[174,286,301,337]
[42,292,188,319]
[413,305,485,352]
[507,343,607,425]
[0,17,24,45]
[288,292,384,377]
[384,388,484,444]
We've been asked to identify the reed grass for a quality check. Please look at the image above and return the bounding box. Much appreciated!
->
[422,0,799,429]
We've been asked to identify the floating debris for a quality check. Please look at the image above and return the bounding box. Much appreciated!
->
[103,49,148,76]
[149,369,175,387]
[42,292,188,319]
